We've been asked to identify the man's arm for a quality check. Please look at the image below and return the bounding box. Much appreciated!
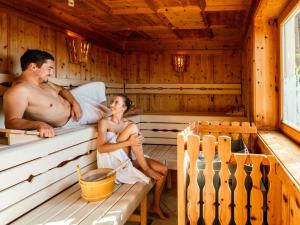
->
[48,82,82,121]
[3,86,55,137]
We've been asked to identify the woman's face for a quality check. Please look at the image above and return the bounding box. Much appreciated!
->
[110,96,126,115]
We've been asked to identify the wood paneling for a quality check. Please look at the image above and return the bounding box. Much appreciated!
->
[0,10,123,83]
[125,51,243,113]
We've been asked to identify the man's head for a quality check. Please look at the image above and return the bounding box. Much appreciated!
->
[20,49,55,82]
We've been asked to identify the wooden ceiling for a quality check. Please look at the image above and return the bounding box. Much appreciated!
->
[0,0,255,52]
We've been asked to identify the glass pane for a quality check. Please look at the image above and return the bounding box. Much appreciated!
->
[282,8,300,130]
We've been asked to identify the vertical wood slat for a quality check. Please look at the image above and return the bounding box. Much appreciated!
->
[281,181,290,225]
[241,122,251,147]
[249,155,264,225]
[220,121,230,136]
[231,122,240,140]
[203,135,216,225]
[177,133,187,225]
[187,134,200,225]
[210,121,220,138]
[267,156,281,225]
[218,136,232,225]
[234,154,248,225]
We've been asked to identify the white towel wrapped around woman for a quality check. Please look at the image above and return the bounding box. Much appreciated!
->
[97,132,150,184]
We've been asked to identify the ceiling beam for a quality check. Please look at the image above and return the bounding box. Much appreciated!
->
[205,4,250,11]
[199,0,214,39]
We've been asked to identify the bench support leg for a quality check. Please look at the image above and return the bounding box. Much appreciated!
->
[128,194,148,225]
[140,194,147,225]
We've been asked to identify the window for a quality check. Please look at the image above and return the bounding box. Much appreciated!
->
[281,6,300,131]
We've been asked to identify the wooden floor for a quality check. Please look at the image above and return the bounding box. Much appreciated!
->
[125,186,178,225]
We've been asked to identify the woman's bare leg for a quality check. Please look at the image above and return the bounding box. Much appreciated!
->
[117,124,162,180]
[134,158,169,220]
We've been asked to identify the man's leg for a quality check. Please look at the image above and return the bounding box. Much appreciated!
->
[117,124,162,180]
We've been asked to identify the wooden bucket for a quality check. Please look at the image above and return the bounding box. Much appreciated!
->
[77,166,116,201]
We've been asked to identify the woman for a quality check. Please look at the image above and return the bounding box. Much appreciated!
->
[97,95,169,220]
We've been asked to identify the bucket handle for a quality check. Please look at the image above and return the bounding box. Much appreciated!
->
[76,165,82,180]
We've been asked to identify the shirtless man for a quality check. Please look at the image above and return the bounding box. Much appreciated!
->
[4,49,108,137]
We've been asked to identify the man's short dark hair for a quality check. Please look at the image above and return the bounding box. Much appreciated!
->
[20,49,54,71]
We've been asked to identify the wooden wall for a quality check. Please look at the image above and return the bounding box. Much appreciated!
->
[0,8,245,115]
[242,25,254,122]
[244,0,291,129]
[124,51,243,113]
[0,10,123,83]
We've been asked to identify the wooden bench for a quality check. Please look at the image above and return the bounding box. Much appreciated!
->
[0,125,153,225]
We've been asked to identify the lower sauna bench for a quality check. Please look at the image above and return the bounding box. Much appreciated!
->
[0,125,153,225]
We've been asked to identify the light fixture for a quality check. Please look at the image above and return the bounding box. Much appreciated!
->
[65,31,91,64]
[68,0,75,7]
[173,54,188,73]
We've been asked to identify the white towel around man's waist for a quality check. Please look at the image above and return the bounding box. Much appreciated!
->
[97,132,150,184]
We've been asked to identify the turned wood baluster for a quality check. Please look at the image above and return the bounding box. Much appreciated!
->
[218,136,232,225]
[203,135,216,225]
[187,134,200,225]
[249,155,264,225]
[234,154,248,225]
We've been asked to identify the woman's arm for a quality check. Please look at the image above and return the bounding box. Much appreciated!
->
[97,119,128,153]
[97,119,143,153]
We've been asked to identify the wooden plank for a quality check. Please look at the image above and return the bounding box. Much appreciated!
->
[140,114,247,124]
[267,156,281,225]
[249,155,264,225]
[202,135,216,225]
[144,137,176,145]
[234,154,248,225]
[196,123,257,134]
[177,133,187,225]
[4,163,96,225]
[141,130,178,139]
[0,152,96,211]
[11,184,81,225]
[0,140,96,191]
[0,126,97,171]
[125,88,241,95]
[126,83,241,89]
[79,182,153,224]
[187,134,200,225]
[218,136,232,225]
[140,123,188,131]
[27,189,83,224]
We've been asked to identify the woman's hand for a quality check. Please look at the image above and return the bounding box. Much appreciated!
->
[128,133,144,146]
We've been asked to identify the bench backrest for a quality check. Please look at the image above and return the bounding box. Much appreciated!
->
[129,115,248,145]
[0,126,97,224]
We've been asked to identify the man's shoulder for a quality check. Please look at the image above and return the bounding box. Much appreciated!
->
[4,82,30,98]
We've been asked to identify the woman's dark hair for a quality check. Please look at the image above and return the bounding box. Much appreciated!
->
[20,49,54,71]
[118,94,132,113]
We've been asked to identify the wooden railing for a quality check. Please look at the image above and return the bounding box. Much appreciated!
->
[177,122,281,225]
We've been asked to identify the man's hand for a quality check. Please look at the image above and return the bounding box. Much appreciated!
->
[71,101,82,121]
[36,122,55,138]
[128,133,144,146]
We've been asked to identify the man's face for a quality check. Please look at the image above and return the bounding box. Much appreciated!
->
[34,60,54,83]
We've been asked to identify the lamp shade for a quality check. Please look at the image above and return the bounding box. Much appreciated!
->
[173,54,188,72]
[66,37,90,64]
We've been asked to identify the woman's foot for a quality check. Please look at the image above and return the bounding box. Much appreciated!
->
[144,168,163,180]
[152,206,169,220]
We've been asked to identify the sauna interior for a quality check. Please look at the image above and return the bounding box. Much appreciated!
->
[0,0,300,225]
